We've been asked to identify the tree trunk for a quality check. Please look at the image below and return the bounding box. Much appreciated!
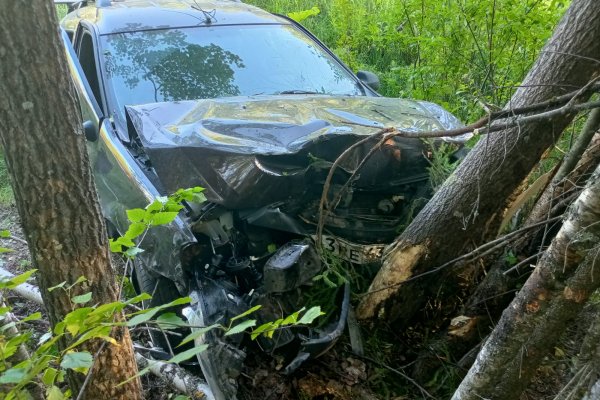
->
[0,2,142,399]
[357,0,600,325]
[452,162,600,400]
[412,127,600,382]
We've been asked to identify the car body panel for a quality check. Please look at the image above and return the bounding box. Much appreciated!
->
[126,95,463,208]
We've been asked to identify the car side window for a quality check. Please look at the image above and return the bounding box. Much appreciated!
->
[77,31,103,108]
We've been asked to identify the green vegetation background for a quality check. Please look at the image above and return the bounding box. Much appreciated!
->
[248,0,569,122]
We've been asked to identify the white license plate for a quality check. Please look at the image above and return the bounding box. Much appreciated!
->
[312,235,385,264]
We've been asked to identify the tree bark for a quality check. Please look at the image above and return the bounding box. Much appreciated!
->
[357,0,600,325]
[452,162,600,400]
[411,128,600,382]
[0,2,142,399]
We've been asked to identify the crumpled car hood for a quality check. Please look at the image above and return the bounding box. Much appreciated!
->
[126,95,464,208]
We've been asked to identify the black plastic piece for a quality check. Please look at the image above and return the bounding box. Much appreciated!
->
[263,240,321,293]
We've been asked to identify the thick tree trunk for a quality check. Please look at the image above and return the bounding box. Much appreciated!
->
[0,2,142,399]
[357,0,600,325]
[452,162,600,400]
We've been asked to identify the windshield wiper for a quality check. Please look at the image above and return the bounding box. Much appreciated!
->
[276,90,323,95]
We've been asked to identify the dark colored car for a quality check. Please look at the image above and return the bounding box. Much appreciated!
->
[58,1,465,398]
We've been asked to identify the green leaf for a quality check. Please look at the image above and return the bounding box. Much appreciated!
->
[125,292,152,305]
[72,292,92,304]
[42,368,59,386]
[192,192,207,204]
[0,229,10,238]
[127,308,160,327]
[117,364,152,387]
[250,322,275,340]
[21,312,42,322]
[179,324,220,347]
[127,297,191,327]
[146,199,165,212]
[109,239,123,253]
[64,307,94,336]
[167,344,209,364]
[0,367,27,384]
[0,269,36,289]
[115,236,135,247]
[225,319,256,336]
[47,386,65,400]
[124,246,145,258]
[72,276,88,287]
[1,321,16,332]
[60,352,93,372]
[67,326,113,350]
[110,236,138,253]
[288,6,320,22]
[123,222,147,240]
[156,312,185,329]
[164,296,192,307]
[149,212,179,226]
[48,281,67,292]
[126,208,147,223]
[89,301,125,317]
[281,308,304,326]
[38,332,53,345]
[298,306,325,325]
[0,247,13,253]
[229,305,262,322]
[54,321,66,335]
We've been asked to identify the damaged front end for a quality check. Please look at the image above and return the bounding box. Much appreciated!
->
[125,94,466,399]
[182,238,350,400]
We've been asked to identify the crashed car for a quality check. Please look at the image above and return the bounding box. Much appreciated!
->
[58,0,464,398]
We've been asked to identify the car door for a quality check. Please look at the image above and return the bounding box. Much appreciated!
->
[63,25,158,225]
[60,26,196,288]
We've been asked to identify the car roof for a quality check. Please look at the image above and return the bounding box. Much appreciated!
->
[61,0,289,35]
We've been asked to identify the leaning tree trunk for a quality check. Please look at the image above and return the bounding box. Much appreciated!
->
[452,162,600,400]
[0,2,142,399]
[357,0,600,325]
[411,127,600,381]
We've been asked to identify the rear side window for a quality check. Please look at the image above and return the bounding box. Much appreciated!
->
[77,32,102,107]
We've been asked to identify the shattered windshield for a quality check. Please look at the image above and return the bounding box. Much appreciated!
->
[100,24,363,119]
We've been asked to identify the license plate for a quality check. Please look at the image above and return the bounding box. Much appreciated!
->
[312,235,385,264]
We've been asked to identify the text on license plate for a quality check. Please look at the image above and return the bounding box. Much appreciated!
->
[312,235,385,264]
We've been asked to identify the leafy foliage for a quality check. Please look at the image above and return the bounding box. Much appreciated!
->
[247,0,569,121]
[0,188,323,399]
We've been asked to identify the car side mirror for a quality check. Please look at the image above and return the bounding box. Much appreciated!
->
[357,70,380,91]
[83,120,99,142]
